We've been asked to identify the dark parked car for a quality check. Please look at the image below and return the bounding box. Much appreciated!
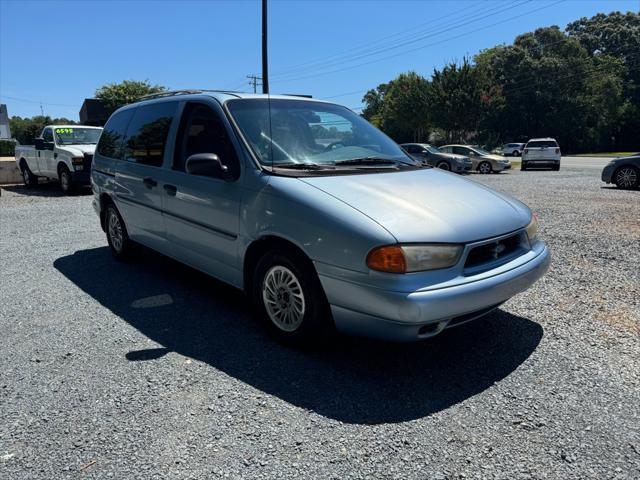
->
[401,143,472,173]
[601,154,640,189]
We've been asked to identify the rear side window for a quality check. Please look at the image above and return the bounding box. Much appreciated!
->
[97,109,134,159]
[124,102,177,167]
[527,140,558,148]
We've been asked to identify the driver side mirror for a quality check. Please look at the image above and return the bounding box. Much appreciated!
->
[185,153,231,181]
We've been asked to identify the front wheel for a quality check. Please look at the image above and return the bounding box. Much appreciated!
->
[253,250,331,345]
[478,161,492,174]
[614,165,639,189]
[58,166,75,195]
[436,161,451,171]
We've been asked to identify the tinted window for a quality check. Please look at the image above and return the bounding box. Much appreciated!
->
[404,145,419,154]
[452,146,468,155]
[174,103,240,178]
[97,109,134,159]
[42,128,53,142]
[527,140,558,148]
[124,102,177,167]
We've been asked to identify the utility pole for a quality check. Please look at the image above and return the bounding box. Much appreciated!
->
[247,75,262,93]
[262,0,269,94]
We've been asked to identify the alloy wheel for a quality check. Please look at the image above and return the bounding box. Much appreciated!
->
[262,265,306,332]
[479,162,492,174]
[615,167,638,189]
[107,209,124,253]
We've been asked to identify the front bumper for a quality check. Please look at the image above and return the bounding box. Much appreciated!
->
[601,164,615,183]
[319,244,550,342]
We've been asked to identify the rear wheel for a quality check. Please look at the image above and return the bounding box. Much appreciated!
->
[512,150,520,157]
[478,161,492,174]
[552,164,560,171]
[436,161,451,171]
[20,161,38,187]
[253,250,331,345]
[520,162,528,171]
[105,203,132,258]
[614,165,639,189]
[58,165,75,195]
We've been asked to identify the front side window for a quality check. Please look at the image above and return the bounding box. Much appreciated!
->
[54,127,102,145]
[174,103,240,178]
[97,109,134,159]
[227,99,414,168]
[124,102,177,167]
[42,128,53,143]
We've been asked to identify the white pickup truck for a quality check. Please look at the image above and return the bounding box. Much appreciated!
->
[15,125,103,193]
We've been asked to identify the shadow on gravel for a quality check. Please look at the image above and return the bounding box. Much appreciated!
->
[54,247,543,425]
[1,183,91,197]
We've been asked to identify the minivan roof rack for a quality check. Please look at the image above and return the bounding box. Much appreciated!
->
[137,89,243,102]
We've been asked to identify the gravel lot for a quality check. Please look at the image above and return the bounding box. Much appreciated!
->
[1,164,638,479]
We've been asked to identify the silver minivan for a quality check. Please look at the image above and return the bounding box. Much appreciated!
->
[91,90,550,344]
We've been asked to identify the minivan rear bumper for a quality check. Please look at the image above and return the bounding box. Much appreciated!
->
[319,244,550,342]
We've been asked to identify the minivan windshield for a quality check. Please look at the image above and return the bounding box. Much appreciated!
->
[55,127,103,145]
[227,99,416,168]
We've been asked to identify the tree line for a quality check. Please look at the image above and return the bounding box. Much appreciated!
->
[361,12,640,153]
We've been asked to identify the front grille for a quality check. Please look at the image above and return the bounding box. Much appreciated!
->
[84,153,93,170]
[464,233,525,273]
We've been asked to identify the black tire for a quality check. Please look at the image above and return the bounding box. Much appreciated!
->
[253,249,331,346]
[478,161,492,174]
[513,150,520,157]
[520,162,527,171]
[58,165,75,195]
[20,160,38,187]
[614,165,639,189]
[552,165,560,171]
[436,161,451,171]
[105,203,133,259]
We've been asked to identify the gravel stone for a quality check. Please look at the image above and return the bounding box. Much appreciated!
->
[0,166,638,479]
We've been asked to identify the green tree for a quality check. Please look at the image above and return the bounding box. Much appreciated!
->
[428,59,482,143]
[95,80,166,116]
[9,116,77,145]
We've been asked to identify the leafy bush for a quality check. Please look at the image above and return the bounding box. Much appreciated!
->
[0,139,16,156]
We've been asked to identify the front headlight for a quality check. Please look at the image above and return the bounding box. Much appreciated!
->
[367,244,463,273]
[525,214,538,244]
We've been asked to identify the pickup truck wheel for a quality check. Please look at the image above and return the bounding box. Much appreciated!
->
[253,250,331,345]
[436,161,451,171]
[105,203,132,258]
[58,166,75,195]
[478,161,492,174]
[21,162,38,187]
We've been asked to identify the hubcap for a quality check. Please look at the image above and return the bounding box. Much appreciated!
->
[262,265,305,332]
[616,167,637,188]
[437,162,450,171]
[107,210,124,253]
[23,169,30,184]
[61,171,69,191]
[479,163,491,174]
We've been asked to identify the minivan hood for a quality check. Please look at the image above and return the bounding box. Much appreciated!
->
[300,169,531,243]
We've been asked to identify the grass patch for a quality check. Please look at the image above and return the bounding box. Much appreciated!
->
[575,152,638,157]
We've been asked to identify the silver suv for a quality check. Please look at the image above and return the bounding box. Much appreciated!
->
[91,90,549,344]
[521,138,561,171]
[502,143,524,157]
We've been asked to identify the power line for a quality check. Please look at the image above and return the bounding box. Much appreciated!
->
[247,75,263,93]
[272,0,564,84]
[271,0,533,82]
[0,94,77,108]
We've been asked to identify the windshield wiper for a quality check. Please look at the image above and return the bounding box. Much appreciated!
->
[272,163,328,170]
[334,157,398,166]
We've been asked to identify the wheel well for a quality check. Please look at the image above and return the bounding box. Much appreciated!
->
[19,158,27,170]
[98,193,114,231]
[243,236,314,294]
[57,162,69,175]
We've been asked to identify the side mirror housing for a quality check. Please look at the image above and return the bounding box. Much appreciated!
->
[185,153,231,180]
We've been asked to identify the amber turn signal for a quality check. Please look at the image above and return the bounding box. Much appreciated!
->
[366,245,407,273]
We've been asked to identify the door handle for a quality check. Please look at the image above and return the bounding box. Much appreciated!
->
[163,184,177,196]
[142,177,157,188]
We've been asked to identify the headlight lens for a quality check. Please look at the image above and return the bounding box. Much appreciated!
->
[367,244,463,273]
[525,214,538,244]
